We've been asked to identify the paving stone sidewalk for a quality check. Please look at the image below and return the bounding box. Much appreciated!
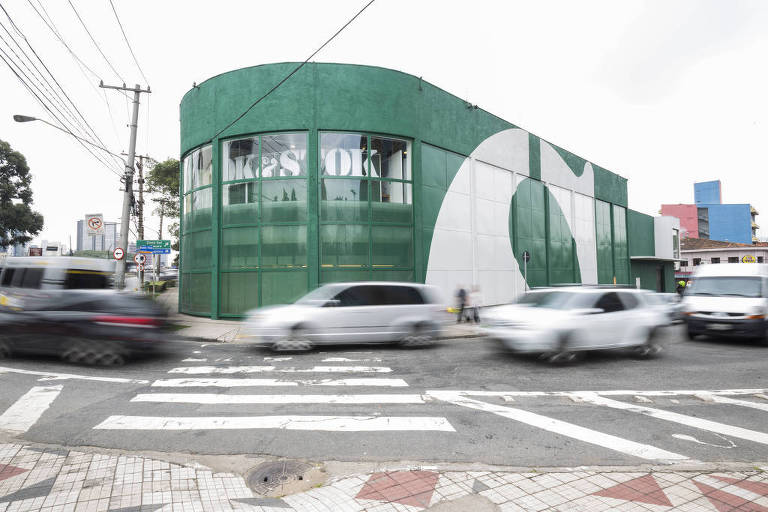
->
[2,443,767,511]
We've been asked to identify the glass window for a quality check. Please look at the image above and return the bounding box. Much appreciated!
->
[223,183,258,225]
[320,179,369,222]
[183,146,213,192]
[320,224,368,267]
[710,257,720,264]
[594,292,624,313]
[1,268,14,286]
[380,285,423,305]
[183,188,213,231]
[221,227,258,270]
[680,260,688,267]
[693,258,701,266]
[261,133,307,177]
[371,181,412,223]
[320,133,368,177]
[182,153,193,192]
[372,225,412,268]
[687,277,762,298]
[261,181,307,223]
[65,270,109,289]
[20,267,43,288]
[333,285,382,307]
[370,137,410,180]
[181,230,212,271]
[260,225,307,268]
[759,257,765,263]
[223,137,259,181]
[728,257,739,263]
[619,292,639,310]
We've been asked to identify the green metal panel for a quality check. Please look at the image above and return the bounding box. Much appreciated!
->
[547,190,580,284]
[260,271,309,306]
[612,205,629,284]
[220,272,259,315]
[593,164,628,207]
[627,209,655,257]
[630,261,658,291]
[595,200,613,284]
[511,178,547,287]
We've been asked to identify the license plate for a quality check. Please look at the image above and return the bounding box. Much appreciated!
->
[709,323,732,331]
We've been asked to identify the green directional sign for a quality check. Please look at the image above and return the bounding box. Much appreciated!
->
[137,239,171,254]
[137,240,170,249]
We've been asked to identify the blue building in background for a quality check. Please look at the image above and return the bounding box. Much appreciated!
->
[691,181,757,244]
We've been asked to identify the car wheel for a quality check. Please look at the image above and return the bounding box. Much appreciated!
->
[272,325,313,352]
[635,329,663,359]
[547,334,580,365]
[400,323,434,348]
[97,348,126,367]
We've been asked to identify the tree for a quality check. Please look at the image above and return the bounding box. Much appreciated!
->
[0,139,43,248]
[146,158,180,256]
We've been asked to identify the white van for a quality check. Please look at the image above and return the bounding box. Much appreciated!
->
[0,257,114,310]
[681,263,768,341]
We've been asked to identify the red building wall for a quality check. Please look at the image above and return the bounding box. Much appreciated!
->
[661,204,698,238]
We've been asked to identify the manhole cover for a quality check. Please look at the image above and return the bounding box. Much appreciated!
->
[247,460,313,495]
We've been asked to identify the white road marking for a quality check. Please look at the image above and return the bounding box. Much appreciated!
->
[426,388,768,398]
[0,365,149,384]
[0,385,63,432]
[152,378,409,388]
[264,357,292,362]
[94,415,455,432]
[755,393,768,401]
[703,394,768,413]
[322,357,382,363]
[182,358,207,362]
[428,391,688,462]
[633,396,653,403]
[167,366,393,374]
[132,393,426,404]
[672,433,736,448]
[574,392,768,446]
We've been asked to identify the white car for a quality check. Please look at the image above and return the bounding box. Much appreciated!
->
[482,288,669,362]
[242,282,449,351]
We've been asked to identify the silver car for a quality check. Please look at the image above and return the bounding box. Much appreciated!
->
[482,288,669,363]
[242,282,448,351]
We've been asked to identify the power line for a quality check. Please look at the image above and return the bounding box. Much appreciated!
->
[107,0,148,84]
[0,3,124,169]
[67,0,125,83]
[208,0,375,142]
[0,46,122,179]
[0,33,121,176]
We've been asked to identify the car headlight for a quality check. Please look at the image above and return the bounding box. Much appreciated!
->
[747,306,766,319]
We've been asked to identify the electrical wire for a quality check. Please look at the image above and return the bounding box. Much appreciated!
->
[0,37,121,176]
[67,0,125,83]
[0,4,124,170]
[208,0,375,142]
[107,0,148,85]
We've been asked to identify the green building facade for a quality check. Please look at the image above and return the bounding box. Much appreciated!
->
[179,62,673,318]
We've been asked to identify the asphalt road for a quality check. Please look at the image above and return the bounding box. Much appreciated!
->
[1,326,767,468]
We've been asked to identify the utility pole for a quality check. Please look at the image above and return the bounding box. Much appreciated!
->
[123,153,152,288]
[101,81,151,289]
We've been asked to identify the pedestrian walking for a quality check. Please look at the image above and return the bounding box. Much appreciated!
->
[455,286,467,323]
[469,285,482,323]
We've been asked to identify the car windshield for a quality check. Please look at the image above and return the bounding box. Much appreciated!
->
[686,277,763,298]
[294,285,344,305]
[515,291,588,310]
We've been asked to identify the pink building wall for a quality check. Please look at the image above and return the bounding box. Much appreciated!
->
[661,204,698,238]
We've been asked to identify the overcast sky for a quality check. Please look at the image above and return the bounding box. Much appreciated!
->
[1,0,767,249]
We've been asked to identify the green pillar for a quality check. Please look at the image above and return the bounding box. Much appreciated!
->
[210,138,221,319]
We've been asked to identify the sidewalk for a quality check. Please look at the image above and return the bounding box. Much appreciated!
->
[1,441,767,512]
[158,288,482,343]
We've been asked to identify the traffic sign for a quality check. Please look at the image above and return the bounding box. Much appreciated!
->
[113,247,124,260]
[523,250,531,263]
[138,264,145,272]
[137,239,171,254]
[134,253,146,264]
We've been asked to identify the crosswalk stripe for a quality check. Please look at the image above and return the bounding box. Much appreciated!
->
[0,365,148,384]
[0,385,63,432]
[322,357,382,363]
[93,415,455,432]
[132,393,426,404]
[575,392,768,446]
[428,392,689,462]
[151,378,409,387]
[167,366,393,374]
[703,394,768,412]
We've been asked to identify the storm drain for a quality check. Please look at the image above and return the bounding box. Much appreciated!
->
[246,460,314,496]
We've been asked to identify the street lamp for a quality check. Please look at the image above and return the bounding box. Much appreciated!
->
[13,114,124,160]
